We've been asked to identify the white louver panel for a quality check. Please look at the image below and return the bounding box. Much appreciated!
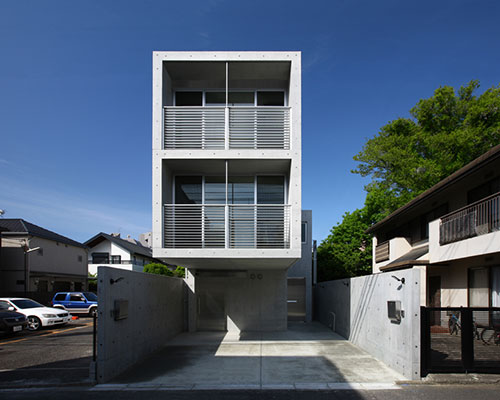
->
[229,107,290,149]
[164,107,225,149]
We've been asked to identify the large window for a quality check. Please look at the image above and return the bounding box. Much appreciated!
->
[175,90,286,107]
[175,176,202,204]
[257,176,285,204]
[92,252,109,264]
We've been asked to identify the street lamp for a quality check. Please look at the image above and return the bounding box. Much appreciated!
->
[23,244,41,296]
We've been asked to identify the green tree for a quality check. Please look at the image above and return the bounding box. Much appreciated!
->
[143,263,174,277]
[319,81,500,281]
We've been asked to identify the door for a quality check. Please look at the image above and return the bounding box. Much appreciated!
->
[287,278,306,321]
[428,276,441,326]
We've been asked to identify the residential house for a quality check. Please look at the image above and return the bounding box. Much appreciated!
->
[152,51,302,332]
[368,145,500,317]
[0,219,88,298]
[85,232,160,276]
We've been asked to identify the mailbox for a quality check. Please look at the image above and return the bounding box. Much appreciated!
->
[387,300,403,323]
[113,299,129,321]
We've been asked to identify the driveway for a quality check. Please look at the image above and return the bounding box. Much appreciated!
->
[111,322,404,390]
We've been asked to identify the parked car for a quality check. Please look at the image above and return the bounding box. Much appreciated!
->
[0,302,28,334]
[0,298,72,331]
[51,292,98,317]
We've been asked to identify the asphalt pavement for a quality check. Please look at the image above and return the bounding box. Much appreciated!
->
[0,384,500,400]
[0,318,94,387]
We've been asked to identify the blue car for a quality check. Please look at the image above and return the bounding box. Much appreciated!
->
[51,292,98,317]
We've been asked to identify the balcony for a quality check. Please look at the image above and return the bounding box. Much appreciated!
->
[164,106,290,150]
[439,192,500,245]
[163,204,290,249]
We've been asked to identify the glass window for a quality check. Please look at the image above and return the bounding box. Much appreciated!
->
[83,292,98,302]
[175,91,202,106]
[175,176,202,204]
[205,92,225,106]
[229,177,254,204]
[11,299,44,309]
[469,267,489,307]
[257,91,285,106]
[54,293,66,301]
[92,252,109,264]
[111,255,121,264]
[205,176,226,204]
[228,92,254,106]
[70,294,84,302]
[302,222,307,243]
[257,176,285,204]
[0,301,11,310]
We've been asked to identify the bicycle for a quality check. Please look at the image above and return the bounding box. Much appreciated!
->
[480,325,500,345]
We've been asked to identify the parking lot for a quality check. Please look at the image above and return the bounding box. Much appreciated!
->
[0,318,94,387]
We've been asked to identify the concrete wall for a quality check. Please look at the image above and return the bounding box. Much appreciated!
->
[189,269,287,333]
[97,267,184,383]
[314,269,421,380]
[288,210,312,321]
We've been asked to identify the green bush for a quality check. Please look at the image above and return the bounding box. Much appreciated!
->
[143,263,174,276]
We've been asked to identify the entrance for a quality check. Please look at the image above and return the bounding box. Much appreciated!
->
[287,277,306,321]
[197,286,226,331]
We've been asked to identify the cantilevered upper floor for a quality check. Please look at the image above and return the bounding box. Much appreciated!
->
[152,52,302,269]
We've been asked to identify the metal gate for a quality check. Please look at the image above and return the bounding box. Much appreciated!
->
[421,307,500,375]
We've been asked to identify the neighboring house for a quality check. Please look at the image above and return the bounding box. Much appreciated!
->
[368,145,500,313]
[85,232,161,275]
[152,51,302,332]
[0,219,88,296]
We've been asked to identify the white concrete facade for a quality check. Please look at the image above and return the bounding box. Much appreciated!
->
[151,52,302,333]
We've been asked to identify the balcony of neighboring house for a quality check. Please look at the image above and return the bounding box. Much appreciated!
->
[429,192,500,263]
[161,61,292,152]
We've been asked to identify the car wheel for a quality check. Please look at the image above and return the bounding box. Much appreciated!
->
[89,307,97,318]
[27,316,42,331]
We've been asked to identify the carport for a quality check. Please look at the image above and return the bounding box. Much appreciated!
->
[107,322,403,390]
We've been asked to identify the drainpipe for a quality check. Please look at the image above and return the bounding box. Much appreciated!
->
[313,239,317,285]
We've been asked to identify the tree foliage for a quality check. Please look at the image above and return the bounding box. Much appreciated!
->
[143,263,185,278]
[318,81,500,281]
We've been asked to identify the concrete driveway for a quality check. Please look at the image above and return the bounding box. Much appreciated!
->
[107,322,404,390]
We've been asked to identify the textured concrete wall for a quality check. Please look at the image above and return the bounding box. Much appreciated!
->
[97,267,184,383]
[193,269,287,333]
[314,269,421,380]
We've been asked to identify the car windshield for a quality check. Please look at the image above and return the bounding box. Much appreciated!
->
[11,299,44,309]
[83,292,98,301]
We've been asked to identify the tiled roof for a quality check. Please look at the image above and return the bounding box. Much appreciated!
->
[0,219,86,248]
[84,232,153,258]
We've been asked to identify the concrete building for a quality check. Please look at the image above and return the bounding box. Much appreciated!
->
[368,145,500,316]
[152,51,302,332]
[0,219,88,298]
[85,232,160,276]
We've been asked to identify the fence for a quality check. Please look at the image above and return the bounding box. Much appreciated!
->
[421,307,500,374]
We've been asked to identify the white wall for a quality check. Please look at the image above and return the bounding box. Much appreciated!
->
[97,267,184,383]
[314,269,421,380]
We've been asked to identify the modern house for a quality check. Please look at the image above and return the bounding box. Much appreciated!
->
[152,51,302,332]
[0,219,88,298]
[368,145,500,315]
[85,232,160,276]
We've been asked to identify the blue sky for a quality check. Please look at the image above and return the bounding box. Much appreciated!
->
[1,0,499,244]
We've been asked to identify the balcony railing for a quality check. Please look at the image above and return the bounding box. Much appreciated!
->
[163,204,291,249]
[164,106,290,150]
[439,192,500,245]
[375,240,390,263]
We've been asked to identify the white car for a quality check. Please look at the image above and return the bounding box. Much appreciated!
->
[0,298,72,331]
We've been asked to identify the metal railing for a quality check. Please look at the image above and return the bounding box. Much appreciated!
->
[164,107,225,149]
[163,106,290,150]
[163,204,290,249]
[229,107,290,149]
[439,192,500,245]
[375,240,389,263]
